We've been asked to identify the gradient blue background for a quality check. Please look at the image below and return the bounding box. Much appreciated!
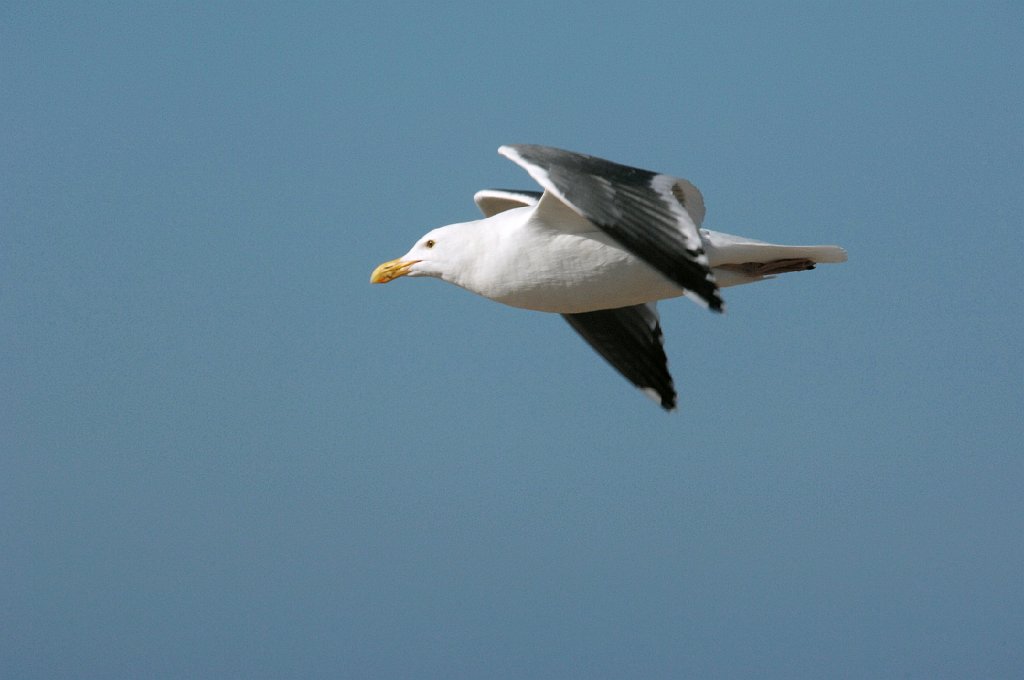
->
[4,2,1022,678]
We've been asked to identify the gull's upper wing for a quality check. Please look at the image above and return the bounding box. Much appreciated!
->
[562,302,676,410]
[499,144,722,312]
[473,189,542,217]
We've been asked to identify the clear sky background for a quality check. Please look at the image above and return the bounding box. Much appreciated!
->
[3,2,1022,678]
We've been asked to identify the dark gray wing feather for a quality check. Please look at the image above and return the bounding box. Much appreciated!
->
[500,144,723,312]
[562,303,676,410]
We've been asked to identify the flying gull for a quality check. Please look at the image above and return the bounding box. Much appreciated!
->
[371,144,847,410]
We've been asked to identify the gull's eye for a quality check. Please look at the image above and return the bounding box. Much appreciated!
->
[425,239,435,248]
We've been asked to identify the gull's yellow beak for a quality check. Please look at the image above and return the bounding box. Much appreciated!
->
[370,258,419,284]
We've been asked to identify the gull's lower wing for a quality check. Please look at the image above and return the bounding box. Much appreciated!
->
[562,303,677,410]
[473,189,542,217]
[499,144,723,312]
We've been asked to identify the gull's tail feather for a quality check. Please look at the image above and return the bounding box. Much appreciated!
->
[702,230,847,287]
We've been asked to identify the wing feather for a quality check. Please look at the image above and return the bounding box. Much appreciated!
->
[473,189,542,217]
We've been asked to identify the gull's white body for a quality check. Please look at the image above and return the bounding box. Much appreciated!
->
[406,206,683,314]
[397,201,846,314]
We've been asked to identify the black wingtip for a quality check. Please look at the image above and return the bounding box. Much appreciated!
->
[702,289,725,313]
[687,277,724,314]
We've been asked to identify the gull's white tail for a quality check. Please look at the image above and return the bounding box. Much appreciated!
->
[702,229,847,287]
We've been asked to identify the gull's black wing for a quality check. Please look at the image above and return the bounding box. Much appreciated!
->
[562,302,677,410]
[499,144,723,312]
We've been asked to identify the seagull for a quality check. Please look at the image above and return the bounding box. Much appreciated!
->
[371,145,846,410]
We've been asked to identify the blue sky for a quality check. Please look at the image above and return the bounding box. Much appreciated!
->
[3,2,1022,678]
